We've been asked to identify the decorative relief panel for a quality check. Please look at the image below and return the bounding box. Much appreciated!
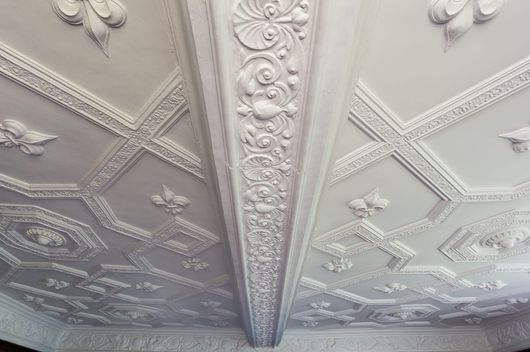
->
[52,0,127,56]
[499,126,530,152]
[181,257,209,271]
[369,304,439,323]
[348,188,389,218]
[429,0,505,50]
[323,258,353,273]
[0,119,57,156]
[233,0,312,345]
[440,209,530,262]
[151,185,191,215]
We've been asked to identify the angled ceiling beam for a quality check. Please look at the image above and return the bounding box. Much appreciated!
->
[182,0,380,347]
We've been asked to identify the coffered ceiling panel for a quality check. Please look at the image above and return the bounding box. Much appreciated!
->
[0,0,242,335]
[287,0,530,340]
[1,0,530,351]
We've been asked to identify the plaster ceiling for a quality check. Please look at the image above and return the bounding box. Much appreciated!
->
[0,0,530,351]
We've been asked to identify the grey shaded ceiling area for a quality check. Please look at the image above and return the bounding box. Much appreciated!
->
[0,0,529,351]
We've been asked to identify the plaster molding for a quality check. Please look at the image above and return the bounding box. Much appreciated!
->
[0,119,57,156]
[499,126,530,152]
[429,0,504,51]
[323,258,353,273]
[348,188,389,218]
[52,0,127,57]
[134,282,163,292]
[486,311,530,352]
[232,0,313,345]
[151,184,191,215]
[41,278,70,290]
[182,257,209,272]
[374,283,408,294]
[0,119,55,157]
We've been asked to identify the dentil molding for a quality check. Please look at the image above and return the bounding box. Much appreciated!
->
[51,0,127,56]
[429,0,504,50]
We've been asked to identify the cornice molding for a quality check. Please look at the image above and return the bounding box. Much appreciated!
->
[486,310,530,352]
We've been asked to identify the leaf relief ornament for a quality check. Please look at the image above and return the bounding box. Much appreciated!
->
[0,119,57,156]
[52,0,127,56]
[499,126,530,153]
[429,0,504,50]
[348,188,389,218]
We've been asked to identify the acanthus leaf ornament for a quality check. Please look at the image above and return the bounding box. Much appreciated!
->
[0,119,57,156]
[429,0,504,51]
[151,185,190,215]
[233,0,311,346]
[51,0,127,57]
[499,126,530,153]
[348,188,389,218]
[374,283,408,294]
[475,280,507,291]
[41,278,70,290]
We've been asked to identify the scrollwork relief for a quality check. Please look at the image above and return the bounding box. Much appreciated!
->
[233,0,311,345]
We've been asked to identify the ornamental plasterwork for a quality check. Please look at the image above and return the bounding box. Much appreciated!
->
[429,0,504,50]
[233,0,311,345]
[440,210,530,262]
[25,227,66,247]
[51,0,127,56]
[374,283,408,294]
[151,185,191,215]
[134,282,163,292]
[41,278,70,290]
[369,305,439,323]
[309,301,331,310]
[475,280,507,291]
[0,119,57,156]
[0,204,107,261]
[181,257,209,271]
[465,317,482,325]
[499,126,530,152]
[323,257,353,273]
[348,188,389,218]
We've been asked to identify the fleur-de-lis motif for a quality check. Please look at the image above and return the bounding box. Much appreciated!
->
[201,300,222,309]
[134,282,163,292]
[22,294,44,305]
[181,257,209,271]
[505,298,528,305]
[0,119,57,156]
[212,319,229,327]
[429,0,504,51]
[301,320,318,327]
[309,301,331,310]
[51,0,127,56]
[374,283,408,294]
[41,278,70,290]
[151,185,191,215]
[465,317,482,325]
[499,126,530,153]
[323,257,353,273]
[67,317,84,324]
[475,280,507,291]
[348,188,389,218]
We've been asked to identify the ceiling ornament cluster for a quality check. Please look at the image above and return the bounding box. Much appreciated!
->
[368,305,439,323]
[41,278,70,290]
[475,280,507,291]
[323,257,353,273]
[233,0,311,345]
[499,126,530,152]
[181,257,209,271]
[374,283,408,294]
[151,185,191,215]
[348,188,389,218]
[0,119,57,156]
[51,0,127,56]
[429,0,505,50]
[440,210,530,262]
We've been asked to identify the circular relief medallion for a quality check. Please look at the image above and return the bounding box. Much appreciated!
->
[26,227,66,247]
[480,227,530,250]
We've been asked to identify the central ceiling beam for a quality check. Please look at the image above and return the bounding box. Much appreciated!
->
[182,0,380,347]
